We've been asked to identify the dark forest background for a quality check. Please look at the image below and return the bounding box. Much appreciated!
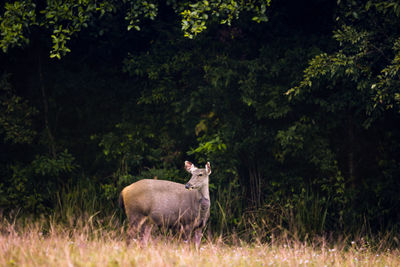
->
[1,0,399,242]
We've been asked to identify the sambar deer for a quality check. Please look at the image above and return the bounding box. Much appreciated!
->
[119,161,211,246]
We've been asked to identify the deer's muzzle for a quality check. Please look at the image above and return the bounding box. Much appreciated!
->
[185,183,193,190]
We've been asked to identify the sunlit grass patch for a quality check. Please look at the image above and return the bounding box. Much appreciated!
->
[1,214,399,267]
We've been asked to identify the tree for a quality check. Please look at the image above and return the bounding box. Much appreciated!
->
[285,0,400,231]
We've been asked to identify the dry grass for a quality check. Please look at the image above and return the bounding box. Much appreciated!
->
[1,216,399,267]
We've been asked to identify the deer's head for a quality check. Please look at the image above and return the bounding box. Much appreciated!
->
[184,161,211,190]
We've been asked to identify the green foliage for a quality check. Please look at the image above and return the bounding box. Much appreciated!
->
[188,134,227,156]
[0,0,36,52]
[373,35,400,111]
[7,163,44,212]
[0,0,270,58]
[95,122,153,176]
[2,150,78,214]
[125,1,158,31]
[31,150,77,177]
[285,0,400,234]
[0,74,37,144]
[180,0,270,38]
[288,1,400,119]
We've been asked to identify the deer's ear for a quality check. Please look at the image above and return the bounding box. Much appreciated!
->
[185,161,196,173]
[205,162,211,175]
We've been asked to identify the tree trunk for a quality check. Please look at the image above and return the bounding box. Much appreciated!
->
[347,113,355,186]
[37,49,57,158]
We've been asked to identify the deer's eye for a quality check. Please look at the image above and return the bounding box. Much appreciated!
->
[198,174,203,176]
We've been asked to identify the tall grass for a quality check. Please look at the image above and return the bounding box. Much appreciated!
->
[1,213,399,267]
[2,180,398,266]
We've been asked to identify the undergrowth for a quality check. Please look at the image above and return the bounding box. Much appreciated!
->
[1,211,399,267]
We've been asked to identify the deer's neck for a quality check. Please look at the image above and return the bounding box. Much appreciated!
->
[199,179,210,201]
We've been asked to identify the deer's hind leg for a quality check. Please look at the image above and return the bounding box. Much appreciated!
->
[127,214,152,243]
[179,224,192,242]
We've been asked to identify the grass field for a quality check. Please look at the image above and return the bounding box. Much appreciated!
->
[1,215,399,267]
